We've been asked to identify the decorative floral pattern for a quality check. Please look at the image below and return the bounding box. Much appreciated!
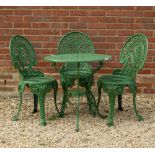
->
[97,34,148,127]
[9,35,59,126]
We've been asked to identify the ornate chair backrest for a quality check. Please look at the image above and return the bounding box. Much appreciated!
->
[9,35,37,79]
[120,34,148,78]
[57,31,95,71]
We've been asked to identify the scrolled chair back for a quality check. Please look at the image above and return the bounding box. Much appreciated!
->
[120,34,148,78]
[9,35,38,78]
[57,31,95,71]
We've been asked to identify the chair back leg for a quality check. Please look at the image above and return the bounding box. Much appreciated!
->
[118,95,123,111]
[52,80,60,114]
[33,94,38,113]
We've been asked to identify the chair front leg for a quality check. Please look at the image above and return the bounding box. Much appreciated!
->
[96,81,107,119]
[13,91,23,121]
[107,91,116,127]
[89,90,97,116]
[85,86,96,116]
[132,92,144,121]
[59,83,68,117]
[12,83,25,121]
[82,77,96,116]
[38,93,46,126]
[129,84,144,122]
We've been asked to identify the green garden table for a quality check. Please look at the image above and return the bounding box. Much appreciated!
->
[44,53,111,131]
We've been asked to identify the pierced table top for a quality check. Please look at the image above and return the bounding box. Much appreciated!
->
[44,53,111,63]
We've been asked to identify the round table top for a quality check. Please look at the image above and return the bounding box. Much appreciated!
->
[44,53,111,63]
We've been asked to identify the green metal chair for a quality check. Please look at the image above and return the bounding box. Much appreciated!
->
[97,34,148,127]
[9,35,59,126]
[57,31,103,117]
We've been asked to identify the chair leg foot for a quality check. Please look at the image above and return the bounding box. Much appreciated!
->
[76,128,79,132]
[107,119,114,127]
[137,115,144,121]
[32,109,38,113]
[40,119,47,126]
[12,115,18,121]
[118,107,123,111]
[58,112,65,118]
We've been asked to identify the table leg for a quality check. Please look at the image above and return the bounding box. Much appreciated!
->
[76,62,80,132]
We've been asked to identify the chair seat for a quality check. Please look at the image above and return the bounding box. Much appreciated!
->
[98,74,133,86]
[23,76,56,85]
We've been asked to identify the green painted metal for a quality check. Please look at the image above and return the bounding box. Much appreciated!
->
[97,34,148,127]
[9,35,59,126]
[44,52,111,131]
[57,32,103,128]
[44,53,111,63]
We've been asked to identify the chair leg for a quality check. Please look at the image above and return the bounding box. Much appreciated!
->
[38,94,46,126]
[52,81,60,114]
[132,92,144,121]
[96,82,107,119]
[85,87,96,116]
[12,91,23,121]
[33,94,38,113]
[118,95,123,111]
[107,92,116,127]
[59,84,68,117]
[97,81,102,108]
[89,91,97,116]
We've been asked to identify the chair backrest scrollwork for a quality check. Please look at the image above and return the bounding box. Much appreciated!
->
[120,34,148,78]
[9,35,38,78]
[57,31,95,71]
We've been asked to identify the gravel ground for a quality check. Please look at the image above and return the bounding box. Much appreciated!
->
[0,94,155,148]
